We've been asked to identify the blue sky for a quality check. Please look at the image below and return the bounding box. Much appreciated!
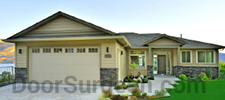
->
[1,0,225,52]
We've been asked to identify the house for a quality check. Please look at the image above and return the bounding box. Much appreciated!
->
[4,11,225,86]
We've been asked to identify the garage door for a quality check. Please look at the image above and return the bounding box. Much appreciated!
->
[29,46,100,85]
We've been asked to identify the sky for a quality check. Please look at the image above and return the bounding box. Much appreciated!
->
[1,0,225,52]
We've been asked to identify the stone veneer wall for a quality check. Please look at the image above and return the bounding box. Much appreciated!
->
[100,68,118,86]
[173,66,219,78]
[15,67,28,83]
[147,65,153,77]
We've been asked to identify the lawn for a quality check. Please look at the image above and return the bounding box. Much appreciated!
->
[152,80,225,100]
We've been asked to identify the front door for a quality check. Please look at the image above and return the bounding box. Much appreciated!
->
[158,55,166,74]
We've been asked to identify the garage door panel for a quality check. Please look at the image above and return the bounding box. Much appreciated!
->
[30,46,100,85]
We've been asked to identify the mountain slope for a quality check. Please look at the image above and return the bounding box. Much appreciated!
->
[0,39,15,63]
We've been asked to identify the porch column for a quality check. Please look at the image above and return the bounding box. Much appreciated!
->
[177,47,180,65]
[148,46,152,65]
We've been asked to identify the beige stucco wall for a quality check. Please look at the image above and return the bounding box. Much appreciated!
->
[116,42,127,81]
[148,37,182,46]
[15,39,117,68]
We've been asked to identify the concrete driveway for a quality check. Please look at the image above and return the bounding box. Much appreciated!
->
[0,75,179,100]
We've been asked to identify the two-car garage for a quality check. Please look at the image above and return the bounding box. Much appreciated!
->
[29,46,100,85]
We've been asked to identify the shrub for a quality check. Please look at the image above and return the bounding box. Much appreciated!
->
[127,75,130,79]
[124,79,129,82]
[114,85,123,90]
[137,79,141,83]
[111,95,125,100]
[102,88,112,98]
[155,90,165,97]
[128,79,133,82]
[120,94,130,98]
[202,76,209,81]
[143,78,148,83]
[206,67,213,79]
[198,72,209,81]
[142,93,147,97]
[138,72,141,77]
[132,86,142,97]
[151,75,154,80]
[219,69,225,79]
[130,73,133,79]
[179,74,188,80]
[129,83,137,87]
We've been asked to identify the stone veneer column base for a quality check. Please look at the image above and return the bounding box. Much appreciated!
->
[100,68,118,86]
[147,65,153,77]
[173,66,219,79]
[15,67,28,83]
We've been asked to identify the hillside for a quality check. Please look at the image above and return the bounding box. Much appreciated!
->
[0,39,15,63]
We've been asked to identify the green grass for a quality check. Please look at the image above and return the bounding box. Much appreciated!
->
[151,80,225,100]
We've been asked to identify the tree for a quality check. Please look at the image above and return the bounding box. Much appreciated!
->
[130,62,139,77]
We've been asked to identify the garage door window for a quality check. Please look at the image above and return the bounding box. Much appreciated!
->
[43,48,51,53]
[54,48,62,53]
[77,48,85,53]
[65,48,74,53]
[32,48,40,53]
[89,48,98,53]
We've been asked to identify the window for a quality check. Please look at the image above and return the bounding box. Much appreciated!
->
[43,48,51,53]
[197,51,214,63]
[77,48,85,53]
[129,50,146,69]
[18,49,22,54]
[32,48,40,53]
[181,51,191,63]
[89,48,98,53]
[65,48,74,53]
[54,48,62,53]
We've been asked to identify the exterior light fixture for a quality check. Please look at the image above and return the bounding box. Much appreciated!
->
[106,47,109,53]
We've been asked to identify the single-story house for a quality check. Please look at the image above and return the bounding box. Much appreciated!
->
[4,11,225,86]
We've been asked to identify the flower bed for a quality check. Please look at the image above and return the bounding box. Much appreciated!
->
[123,73,154,83]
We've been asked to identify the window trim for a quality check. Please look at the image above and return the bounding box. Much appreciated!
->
[129,50,147,69]
[43,48,51,53]
[77,48,86,53]
[65,48,74,53]
[32,48,40,53]
[54,48,63,53]
[180,50,192,64]
[196,50,216,64]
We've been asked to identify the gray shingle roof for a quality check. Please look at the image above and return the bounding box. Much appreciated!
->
[118,33,225,48]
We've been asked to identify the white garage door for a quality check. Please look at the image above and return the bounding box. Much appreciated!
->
[29,46,100,85]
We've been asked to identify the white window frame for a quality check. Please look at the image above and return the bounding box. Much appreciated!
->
[129,50,146,69]
[32,48,40,53]
[65,48,74,53]
[43,48,51,53]
[180,50,192,63]
[54,48,63,53]
[89,48,98,53]
[196,50,216,64]
[77,48,85,53]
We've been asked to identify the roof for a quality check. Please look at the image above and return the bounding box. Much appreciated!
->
[118,33,225,48]
[6,11,116,39]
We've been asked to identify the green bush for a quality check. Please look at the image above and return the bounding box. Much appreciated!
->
[143,78,148,83]
[219,69,225,79]
[179,74,188,80]
[127,75,130,79]
[202,76,209,81]
[114,85,123,90]
[151,75,154,80]
[1,71,12,82]
[129,83,137,87]
[129,73,133,79]
[124,79,129,82]
[137,79,141,83]
[128,79,133,82]
[102,88,112,98]
[142,93,147,97]
[155,90,165,97]
[120,94,130,98]
[132,86,141,97]
[206,67,213,79]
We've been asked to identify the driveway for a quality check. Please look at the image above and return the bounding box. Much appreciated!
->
[0,75,179,100]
